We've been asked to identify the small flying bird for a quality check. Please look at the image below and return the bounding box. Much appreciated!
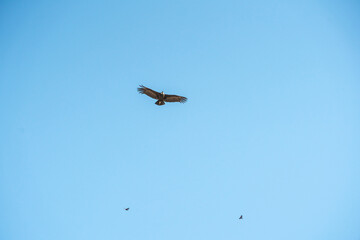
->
[125,208,129,211]
[239,215,243,220]
[137,85,187,105]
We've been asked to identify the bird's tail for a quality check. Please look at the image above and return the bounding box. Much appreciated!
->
[155,100,165,105]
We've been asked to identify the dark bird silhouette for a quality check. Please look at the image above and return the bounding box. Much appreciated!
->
[137,85,187,105]
[125,208,129,211]
[239,215,243,219]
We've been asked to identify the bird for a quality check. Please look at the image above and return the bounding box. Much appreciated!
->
[239,215,243,219]
[137,85,187,105]
[125,208,129,211]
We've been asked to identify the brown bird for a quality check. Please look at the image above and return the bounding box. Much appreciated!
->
[239,215,243,219]
[125,208,129,211]
[137,85,187,105]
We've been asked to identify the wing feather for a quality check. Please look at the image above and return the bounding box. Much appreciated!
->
[137,85,161,100]
[164,94,187,103]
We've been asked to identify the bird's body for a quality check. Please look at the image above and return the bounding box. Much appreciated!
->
[239,215,243,219]
[137,85,187,105]
[155,91,166,105]
[125,208,129,211]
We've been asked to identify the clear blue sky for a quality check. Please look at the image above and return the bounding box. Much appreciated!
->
[1,1,360,239]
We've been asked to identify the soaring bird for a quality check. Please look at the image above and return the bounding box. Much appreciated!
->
[137,85,187,105]
[125,208,129,211]
[239,215,243,220]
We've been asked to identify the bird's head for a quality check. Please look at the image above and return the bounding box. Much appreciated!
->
[161,91,165,97]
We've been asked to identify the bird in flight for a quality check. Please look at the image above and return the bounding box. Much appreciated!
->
[125,208,129,211]
[239,215,243,220]
[137,85,187,105]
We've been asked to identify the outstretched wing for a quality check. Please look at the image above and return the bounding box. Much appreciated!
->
[137,85,161,100]
[164,94,187,103]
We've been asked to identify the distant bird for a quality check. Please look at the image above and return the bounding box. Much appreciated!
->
[125,208,129,211]
[137,85,187,105]
[239,215,243,220]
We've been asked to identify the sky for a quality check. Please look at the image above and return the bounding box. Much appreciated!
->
[1,0,360,239]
